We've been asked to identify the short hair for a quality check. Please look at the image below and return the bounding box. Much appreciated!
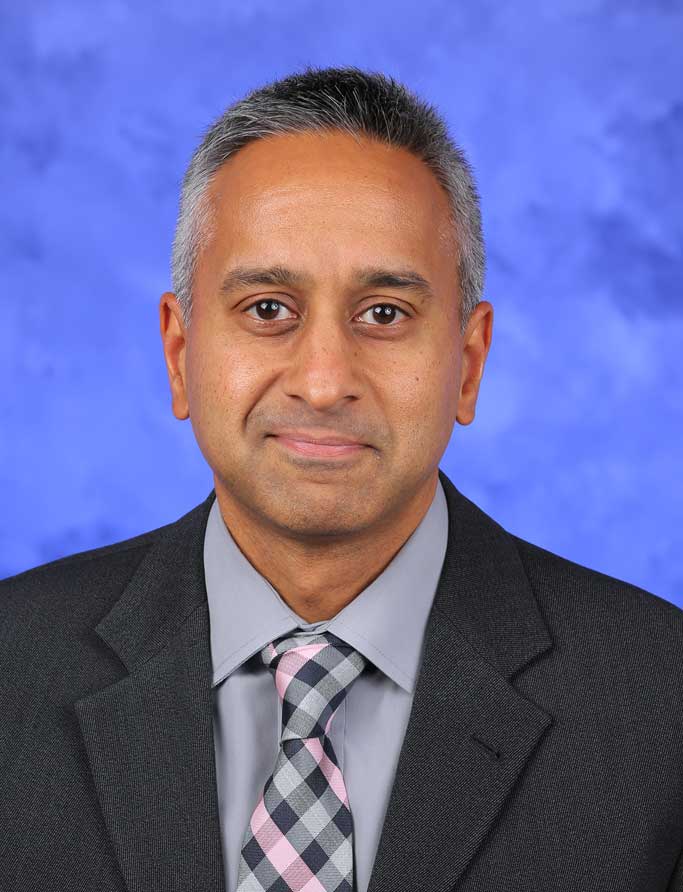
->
[171,65,485,336]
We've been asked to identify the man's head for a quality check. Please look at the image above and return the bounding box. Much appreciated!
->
[160,66,493,542]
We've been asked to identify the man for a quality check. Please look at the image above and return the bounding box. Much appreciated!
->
[1,66,681,892]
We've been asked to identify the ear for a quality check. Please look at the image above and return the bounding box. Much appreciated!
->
[456,301,494,425]
[159,291,190,420]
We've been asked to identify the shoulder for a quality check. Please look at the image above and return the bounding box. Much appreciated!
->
[0,522,174,770]
[509,532,683,676]
[0,517,193,744]
[0,524,164,618]
[0,519,180,679]
[0,489,214,661]
[0,490,213,615]
[511,531,683,623]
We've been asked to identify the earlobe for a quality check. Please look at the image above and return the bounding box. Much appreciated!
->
[171,375,190,421]
[169,340,190,421]
[455,398,475,426]
[455,352,477,425]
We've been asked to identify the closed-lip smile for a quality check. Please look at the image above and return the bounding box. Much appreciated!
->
[269,430,369,461]
[269,429,366,447]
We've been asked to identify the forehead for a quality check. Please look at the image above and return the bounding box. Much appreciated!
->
[203,130,456,265]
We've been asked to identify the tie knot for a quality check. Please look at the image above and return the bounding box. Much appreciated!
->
[260,629,366,741]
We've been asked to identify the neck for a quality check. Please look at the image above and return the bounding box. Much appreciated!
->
[213,475,438,623]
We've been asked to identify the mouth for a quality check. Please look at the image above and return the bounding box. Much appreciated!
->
[269,435,367,460]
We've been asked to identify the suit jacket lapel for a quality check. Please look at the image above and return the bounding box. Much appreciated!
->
[74,492,226,892]
[366,469,554,891]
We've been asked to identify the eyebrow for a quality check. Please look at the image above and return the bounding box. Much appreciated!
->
[219,264,435,301]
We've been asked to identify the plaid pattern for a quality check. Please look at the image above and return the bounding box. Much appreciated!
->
[235,629,367,892]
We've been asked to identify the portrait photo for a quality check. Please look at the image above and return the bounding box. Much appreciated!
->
[2,3,682,891]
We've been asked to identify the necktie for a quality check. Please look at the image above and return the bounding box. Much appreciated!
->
[235,629,367,892]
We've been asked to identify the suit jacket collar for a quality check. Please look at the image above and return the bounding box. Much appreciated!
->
[74,468,553,892]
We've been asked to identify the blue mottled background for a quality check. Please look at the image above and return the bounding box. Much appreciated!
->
[1,1,681,606]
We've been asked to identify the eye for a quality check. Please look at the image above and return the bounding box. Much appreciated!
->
[243,299,409,326]
[357,303,409,326]
[243,298,296,322]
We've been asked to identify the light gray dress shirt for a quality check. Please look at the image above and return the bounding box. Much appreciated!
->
[203,477,449,892]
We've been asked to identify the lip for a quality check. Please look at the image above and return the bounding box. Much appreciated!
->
[270,429,365,447]
[270,435,367,459]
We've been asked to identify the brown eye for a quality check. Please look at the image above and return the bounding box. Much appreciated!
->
[358,304,408,325]
[244,299,295,322]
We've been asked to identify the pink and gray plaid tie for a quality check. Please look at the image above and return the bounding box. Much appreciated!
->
[235,629,367,892]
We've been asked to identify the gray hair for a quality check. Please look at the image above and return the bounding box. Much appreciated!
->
[171,65,485,336]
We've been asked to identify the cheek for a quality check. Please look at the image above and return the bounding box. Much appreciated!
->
[398,349,456,409]
[394,349,460,440]
[186,341,267,432]
[386,382,441,461]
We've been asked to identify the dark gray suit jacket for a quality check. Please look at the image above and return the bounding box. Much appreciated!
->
[1,469,682,891]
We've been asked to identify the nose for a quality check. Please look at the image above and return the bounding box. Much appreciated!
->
[279,311,363,411]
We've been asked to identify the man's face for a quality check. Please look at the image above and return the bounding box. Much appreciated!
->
[161,129,486,540]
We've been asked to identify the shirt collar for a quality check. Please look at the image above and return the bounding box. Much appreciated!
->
[203,476,449,694]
